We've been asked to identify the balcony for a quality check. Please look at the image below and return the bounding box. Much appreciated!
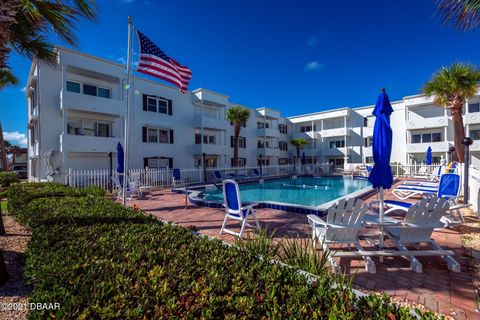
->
[323,147,347,157]
[470,140,480,152]
[302,148,318,157]
[257,107,280,119]
[193,144,226,155]
[257,148,280,157]
[363,146,372,157]
[362,127,374,137]
[28,142,39,158]
[194,115,226,130]
[406,116,447,130]
[293,131,316,140]
[406,141,451,153]
[465,112,480,125]
[60,90,123,116]
[320,127,348,138]
[256,127,278,137]
[60,133,118,153]
[29,106,39,123]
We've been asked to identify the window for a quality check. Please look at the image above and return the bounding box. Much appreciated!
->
[204,158,217,168]
[411,132,443,143]
[67,120,112,137]
[66,81,80,93]
[279,158,289,165]
[83,84,97,96]
[363,117,368,127]
[230,136,246,148]
[257,122,269,129]
[98,87,111,99]
[279,124,288,134]
[257,140,270,148]
[422,133,432,143]
[364,116,374,128]
[143,127,173,144]
[196,134,216,144]
[432,133,442,142]
[412,134,421,144]
[159,129,169,143]
[148,128,158,143]
[470,129,480,140]
[143,94,172,115]
[329,140,345,148]
[279,141,288,151]
[468,103,480,113]
[300,125,316,133]
[231,158,246,167]
[97,123,110,137]
[365,157,374,163]
[364,137,373,147]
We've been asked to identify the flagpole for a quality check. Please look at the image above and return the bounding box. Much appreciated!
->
[123,16,134,207]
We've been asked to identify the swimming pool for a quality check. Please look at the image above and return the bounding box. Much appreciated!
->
[188,176,373,215]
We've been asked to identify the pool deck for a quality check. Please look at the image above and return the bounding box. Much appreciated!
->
[127,179,479,319]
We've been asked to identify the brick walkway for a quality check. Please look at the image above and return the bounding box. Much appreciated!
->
[128,180,479,319]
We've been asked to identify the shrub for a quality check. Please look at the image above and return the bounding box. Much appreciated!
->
[11,183,440,319]
[0,172,20,188]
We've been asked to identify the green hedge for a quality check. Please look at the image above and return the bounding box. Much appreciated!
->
[8,183,439,319]
[0,171,20,188]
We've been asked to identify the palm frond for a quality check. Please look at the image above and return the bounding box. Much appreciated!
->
[0,68,19,90]
[436,0,480,31]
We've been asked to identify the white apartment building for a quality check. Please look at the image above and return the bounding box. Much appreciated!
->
[25,47,480,181]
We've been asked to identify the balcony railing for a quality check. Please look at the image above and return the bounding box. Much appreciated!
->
[406,141,450,153]
[60,90,123,116]
[60,133,119,153]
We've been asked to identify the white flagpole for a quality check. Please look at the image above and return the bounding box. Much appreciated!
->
[123,16,134,207]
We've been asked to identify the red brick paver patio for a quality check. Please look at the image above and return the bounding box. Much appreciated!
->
[128,180,479,319]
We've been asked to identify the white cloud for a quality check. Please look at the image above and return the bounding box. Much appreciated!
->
[117,56,127,64]
[305,61,324,71]
[3,131,27,147]
[21,86,26,92]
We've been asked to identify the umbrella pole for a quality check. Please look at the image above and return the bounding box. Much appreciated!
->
[379,186,384,263]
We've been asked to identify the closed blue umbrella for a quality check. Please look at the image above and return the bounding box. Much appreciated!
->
[117,142,125,187]
[426,146,432,165]
[368,89,393,249]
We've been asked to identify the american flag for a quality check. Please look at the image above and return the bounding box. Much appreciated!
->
[137,31,192,93]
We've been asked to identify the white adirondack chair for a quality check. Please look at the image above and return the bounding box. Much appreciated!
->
[307,198,375,273]
[385,196,460,273]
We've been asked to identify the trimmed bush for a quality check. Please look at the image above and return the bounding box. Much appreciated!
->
[0,171,20,188]
[9,183,440,319]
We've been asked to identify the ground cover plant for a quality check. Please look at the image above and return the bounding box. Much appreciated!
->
[8,183,441,319]
[0,172,19,188]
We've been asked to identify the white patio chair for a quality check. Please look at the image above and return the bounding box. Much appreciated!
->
[172,168,185,187]
[220,179,260,238]
[112,176,140,200]
[307,198,375,273]
[384,196,460,273]
[391,173,460,201]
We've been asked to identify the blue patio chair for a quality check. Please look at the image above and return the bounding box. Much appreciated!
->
[385,173,461,215]
[391,173,460,201]
[214,170,223,182]
[172,168,185,187]
[221,179,260,238]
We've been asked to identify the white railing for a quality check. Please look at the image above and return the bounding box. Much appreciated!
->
[391,163,443,178]
[65,165,298,190]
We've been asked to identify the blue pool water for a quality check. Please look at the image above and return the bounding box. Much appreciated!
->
[202,176,372,208]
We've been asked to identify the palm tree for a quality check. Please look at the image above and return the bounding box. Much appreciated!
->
[436,0,480,31]
[0,0,96,89]
[226,105,250,167]
[422,63,480,162]
[0,122,8,171]
[290,138,307,160]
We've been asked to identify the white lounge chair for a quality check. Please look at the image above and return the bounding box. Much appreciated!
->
[220,179,260,238]
[384,196,460,273]
[307,198,375,273]
[392,173,460,201]
[384,174,463,227]
[401,166,444,187]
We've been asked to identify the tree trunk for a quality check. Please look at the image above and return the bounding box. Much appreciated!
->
[0,122,8,171]
[450,104,466,163]
[233,126,240,168]
[296,146,300,159]
[0,0,21,68]
[0,200,5,235]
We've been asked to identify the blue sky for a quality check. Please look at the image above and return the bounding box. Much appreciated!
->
[1,0,480,146]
